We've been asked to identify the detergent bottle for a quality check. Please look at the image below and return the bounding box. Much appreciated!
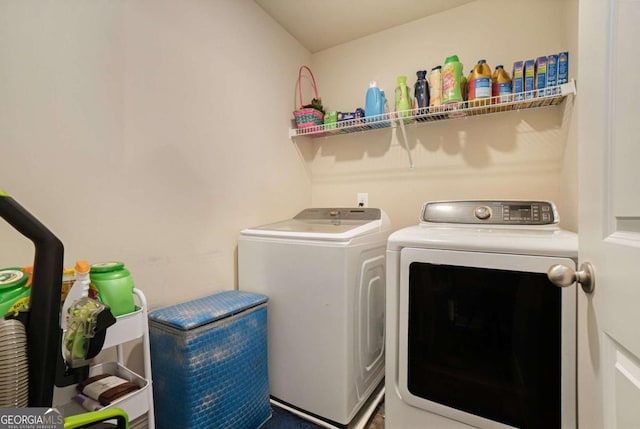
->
[469,59,492,107]
[395,75,412,124]
[461,73,468,103]
[492,65,513,103]
[380,90,390,127]
[428,66,442,110]
[413,70,430,116]
[467,69,475,102]
[441,55,464,107]
[90,262,136,317]
[0,268,31,317]
[365,81,385,122]
[474,60,492,98]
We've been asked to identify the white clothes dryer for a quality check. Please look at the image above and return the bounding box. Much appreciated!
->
[239,208,391,427]
[386,201,578,429]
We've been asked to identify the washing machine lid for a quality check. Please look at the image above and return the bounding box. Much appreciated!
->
[387,224,577,258]
[241,208,389,241]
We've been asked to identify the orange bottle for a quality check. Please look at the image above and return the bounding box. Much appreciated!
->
[467,69,475,102]
[492,65,513,104]
[469,60,492,107]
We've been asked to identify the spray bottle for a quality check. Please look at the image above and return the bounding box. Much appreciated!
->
[60,260,91,331]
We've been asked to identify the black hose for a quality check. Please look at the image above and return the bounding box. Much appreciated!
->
[0,193,63,407]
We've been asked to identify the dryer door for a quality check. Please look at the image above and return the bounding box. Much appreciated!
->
[398,248,577,429]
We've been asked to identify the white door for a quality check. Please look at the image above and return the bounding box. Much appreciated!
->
[578,0,640,428]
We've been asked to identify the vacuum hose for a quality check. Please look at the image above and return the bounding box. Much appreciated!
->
[0,190,64,407]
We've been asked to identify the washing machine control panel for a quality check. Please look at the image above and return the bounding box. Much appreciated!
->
[294,208,381,221]
[422,200,558,225]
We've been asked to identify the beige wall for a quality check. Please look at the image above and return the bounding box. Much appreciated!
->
[0,0,578,381]
[559,0,579,231]
[306,0,578,231]
[0,0,311,310]
[0,0,579,313]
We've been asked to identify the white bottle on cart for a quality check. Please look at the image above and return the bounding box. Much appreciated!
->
[60,260,90,331]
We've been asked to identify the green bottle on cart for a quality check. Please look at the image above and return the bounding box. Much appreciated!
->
[0,268,31,317]
[90,262,136,317]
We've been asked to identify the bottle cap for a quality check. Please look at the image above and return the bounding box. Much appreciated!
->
[445,55,459,64]
[496,65,504,69]
[431,65,442,71]
[397,75,407,84]
[91,262,125,273]
[21,266,33,287]
[478,59,486,64]
[369,80,377,88]
[0,268,28,289]
[75,261,90,274]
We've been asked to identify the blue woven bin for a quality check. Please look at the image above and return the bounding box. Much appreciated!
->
[149,290,271,429]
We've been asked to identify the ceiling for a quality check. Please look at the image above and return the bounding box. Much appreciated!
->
[255,0,476,53]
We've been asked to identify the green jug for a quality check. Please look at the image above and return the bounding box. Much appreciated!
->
[0,268,30,317]
[90,262,135,317]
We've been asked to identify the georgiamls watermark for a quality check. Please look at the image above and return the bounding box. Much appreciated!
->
[0,408,64,429]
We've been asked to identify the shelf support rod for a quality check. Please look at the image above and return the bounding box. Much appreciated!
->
[397,116,414,169]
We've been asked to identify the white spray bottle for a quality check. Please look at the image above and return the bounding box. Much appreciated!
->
[60,260,91,331]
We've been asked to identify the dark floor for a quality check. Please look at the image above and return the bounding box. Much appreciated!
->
[262,407,322,429]
[365,402,385,429]
[264,401,385,429]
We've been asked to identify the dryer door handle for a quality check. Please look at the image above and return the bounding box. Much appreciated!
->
[547,263,595,294]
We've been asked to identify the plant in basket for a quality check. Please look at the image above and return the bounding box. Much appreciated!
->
[294,66,325,129]
[303,98,324,114]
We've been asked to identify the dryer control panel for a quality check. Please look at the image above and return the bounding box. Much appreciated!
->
[421,200,558,225]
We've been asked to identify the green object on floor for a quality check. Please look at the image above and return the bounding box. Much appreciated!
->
[64,408,129,429]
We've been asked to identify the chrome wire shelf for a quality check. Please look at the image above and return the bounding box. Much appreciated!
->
[289,80,576,139]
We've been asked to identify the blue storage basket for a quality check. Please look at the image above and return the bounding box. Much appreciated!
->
[149,290,270,429]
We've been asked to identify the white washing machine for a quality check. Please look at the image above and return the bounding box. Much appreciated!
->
[238,207,391,427]
[386,200,578,429]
